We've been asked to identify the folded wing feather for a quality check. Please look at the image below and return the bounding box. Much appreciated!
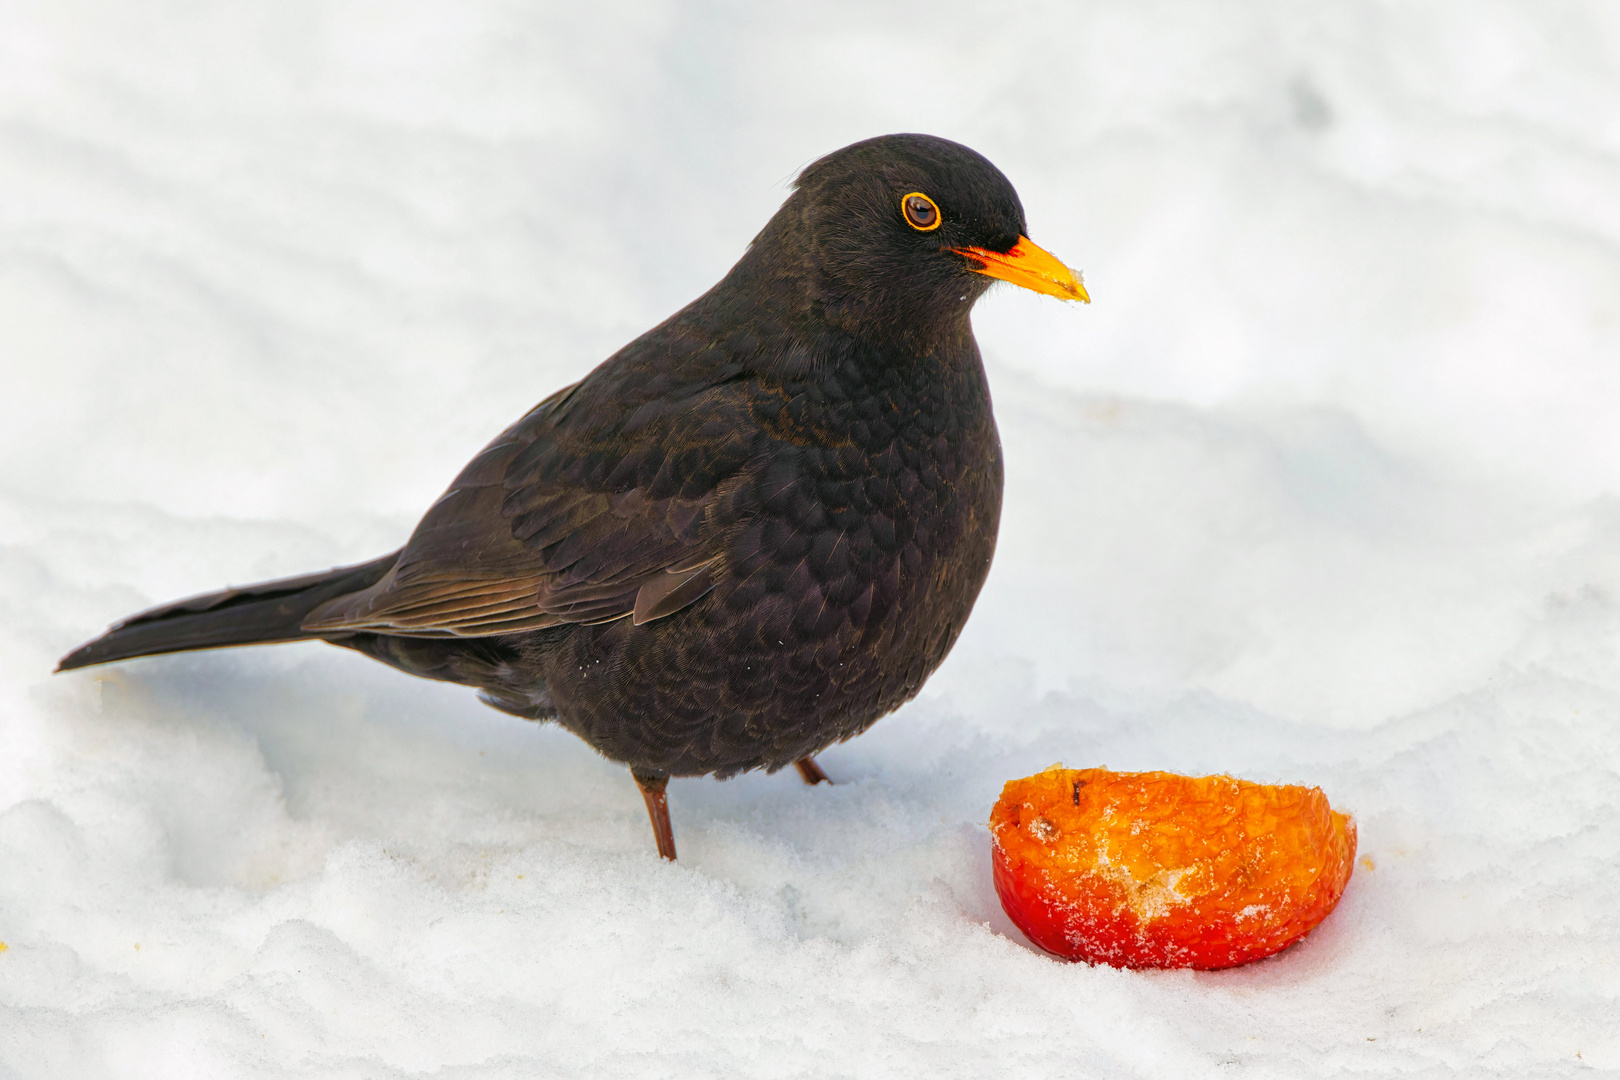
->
[302,372,752,638]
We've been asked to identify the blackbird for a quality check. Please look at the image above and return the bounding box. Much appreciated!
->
[58,133,1087,859]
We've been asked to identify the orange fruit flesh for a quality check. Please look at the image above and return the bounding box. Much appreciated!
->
[990,767,1355,969]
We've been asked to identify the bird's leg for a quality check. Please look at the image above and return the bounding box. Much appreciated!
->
[632,768,677,860]
[794,756,831,785]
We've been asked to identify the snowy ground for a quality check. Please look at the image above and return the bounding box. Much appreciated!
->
[4,1,1620,1076]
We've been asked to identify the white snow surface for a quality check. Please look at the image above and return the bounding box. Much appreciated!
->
[3,1,1619,1076]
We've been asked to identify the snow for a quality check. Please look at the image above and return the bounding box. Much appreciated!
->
[3,1,1619,1075]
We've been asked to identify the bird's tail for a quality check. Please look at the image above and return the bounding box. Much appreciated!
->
[56,551,402,672]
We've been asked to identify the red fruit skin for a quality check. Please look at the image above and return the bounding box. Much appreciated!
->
[989,769,1356,970]
[993,838,1311,968]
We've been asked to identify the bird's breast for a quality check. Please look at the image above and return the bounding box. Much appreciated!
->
[723,348,1003,649]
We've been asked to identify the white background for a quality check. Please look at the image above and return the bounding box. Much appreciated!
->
[2,1,1618,1076]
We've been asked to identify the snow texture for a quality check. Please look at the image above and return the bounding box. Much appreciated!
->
[3,1,1619,1076]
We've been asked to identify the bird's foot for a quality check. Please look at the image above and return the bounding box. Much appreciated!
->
[794,756,831,785]
[632,769,677,860]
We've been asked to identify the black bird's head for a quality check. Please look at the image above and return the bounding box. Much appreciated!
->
[737,133,1087,354]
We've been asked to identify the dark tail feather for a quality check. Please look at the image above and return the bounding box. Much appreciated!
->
[56,551,402,672]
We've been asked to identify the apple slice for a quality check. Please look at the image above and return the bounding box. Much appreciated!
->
[990,767,1355,969]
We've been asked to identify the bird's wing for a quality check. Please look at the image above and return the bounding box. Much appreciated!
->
[303,357,763,638]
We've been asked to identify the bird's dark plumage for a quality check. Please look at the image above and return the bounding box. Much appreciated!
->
[58,134,1087,857]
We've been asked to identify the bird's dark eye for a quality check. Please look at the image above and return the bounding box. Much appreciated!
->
[902,192,940,231]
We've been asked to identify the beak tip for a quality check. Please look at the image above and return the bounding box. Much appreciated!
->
[1056,278,1090,304]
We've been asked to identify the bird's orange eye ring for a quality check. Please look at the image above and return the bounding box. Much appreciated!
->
[901,192,941,231]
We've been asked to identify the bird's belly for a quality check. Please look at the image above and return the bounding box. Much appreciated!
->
[535,438,1003,778]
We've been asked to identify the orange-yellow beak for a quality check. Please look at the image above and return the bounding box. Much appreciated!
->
[953,236,1089,303]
